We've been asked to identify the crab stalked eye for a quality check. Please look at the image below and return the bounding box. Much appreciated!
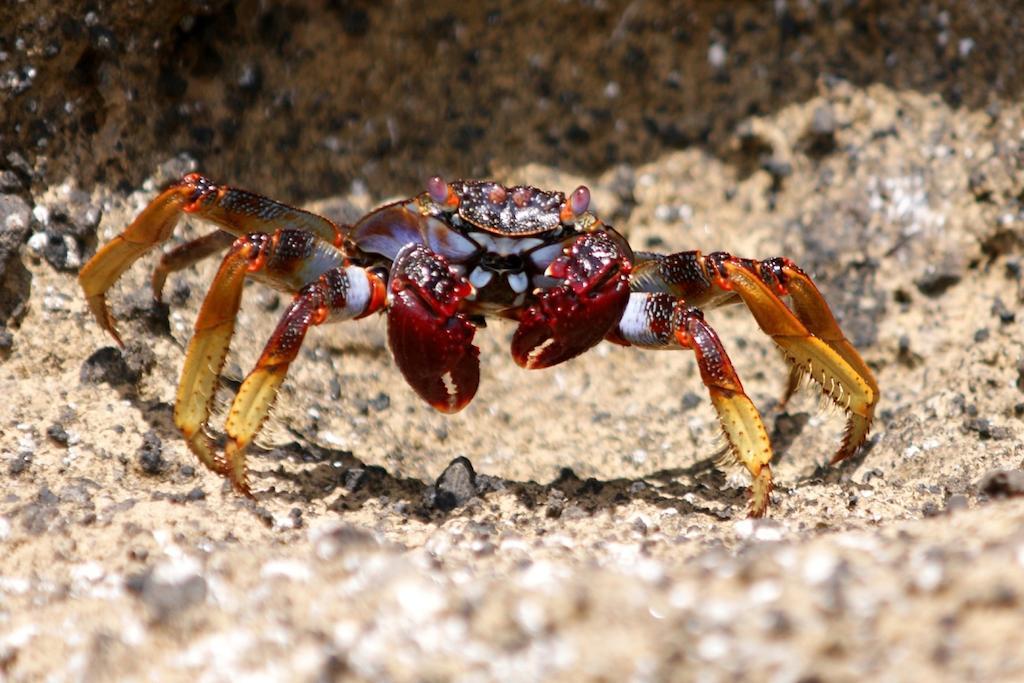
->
[427,176,449,203]
[571,185,590,215]
[560,185,592,224]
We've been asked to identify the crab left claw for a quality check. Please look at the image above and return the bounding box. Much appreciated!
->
[387,244,480,413]
[512,231,631,369]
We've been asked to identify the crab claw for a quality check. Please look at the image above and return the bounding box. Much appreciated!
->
[387,244,479,413]
[512,231,631,369]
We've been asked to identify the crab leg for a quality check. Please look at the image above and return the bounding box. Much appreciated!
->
[631,251,877,464]
[223,264,386,494]
[151,230,235,303]
[174,228,374,489]
[610,292,773,517]
[78,172,346,345]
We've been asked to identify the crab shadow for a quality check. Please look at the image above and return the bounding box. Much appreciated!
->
[243,431,871,522]
[116,372,871,522]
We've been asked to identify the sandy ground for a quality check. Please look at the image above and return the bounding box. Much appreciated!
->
[3,3,1024,682]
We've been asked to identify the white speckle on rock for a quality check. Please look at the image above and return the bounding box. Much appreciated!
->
[902,444,921,459]
[748,580,782,605]
[260,559,312,582]
[697,632,730,660]
[515,596,548,636]
[707,42,727,69]
[27,231,48,254]
[669,581,697,609]
[802,550,840,585]
[31,205,50,225]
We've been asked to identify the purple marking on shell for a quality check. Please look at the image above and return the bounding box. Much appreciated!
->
[427,176,449,204]
[488,184,508,204]
[571,186,591,216]
[512,187,531,207]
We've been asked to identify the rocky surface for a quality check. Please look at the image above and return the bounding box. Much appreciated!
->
[3,2,1024,681]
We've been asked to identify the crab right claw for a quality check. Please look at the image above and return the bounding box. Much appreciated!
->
[511,231,632,369]
[387,244,480,413]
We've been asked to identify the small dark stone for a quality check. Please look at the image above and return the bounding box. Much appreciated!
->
[810,105,836,137]
[127,566,208,622]
[20,502,58,534]
[922,502,942,517]
[974,328,989,343]
[179,464,195,477]
[0,328,12,352]
[37,486,58,505]
[343,467,367,491]
[39,231,74,272]
[915,267,961,296]
[80,347,138,385]
[762,157,793,179]
[430,456,478,511]
[991,297,1015,324]
[0,194,32,279]
[9,453,31,475]
[681,392,703,411]
[5,152,33,180]
[945,494,969,512]
[314,523,376,559]
[964,418,1011,440]
[367,392,390,412]
[46,423,69,446]
[545,491,566,519]
[185,487,205,501]
[0,170,22,192]
[978,469,1024,499]
[137,430,166,475]
[60,483,93,505]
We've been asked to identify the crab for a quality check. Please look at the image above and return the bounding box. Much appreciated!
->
[78,172,877,516]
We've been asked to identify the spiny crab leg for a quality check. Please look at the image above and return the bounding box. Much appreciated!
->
[632,250,877,465]
[610,292,774,516]
[224,265,386,493]
[78,172,346,345]
[151,230,235,303]
[713,257,877,463]
[177,228,384,494]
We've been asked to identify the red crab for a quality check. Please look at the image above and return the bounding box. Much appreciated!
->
[78,173,877,516]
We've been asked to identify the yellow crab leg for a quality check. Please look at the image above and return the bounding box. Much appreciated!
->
[631,250,877,465]
[78,172,346,345]
[79,183,192,345]
[611,293,774,517]
[719,260,876,463]
[222,265,386,494]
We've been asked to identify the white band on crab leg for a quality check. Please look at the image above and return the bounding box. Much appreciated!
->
[614,292,676,348]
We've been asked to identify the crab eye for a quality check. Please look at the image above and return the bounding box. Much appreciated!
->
[427,176,449,204]
[571,185,590,216]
